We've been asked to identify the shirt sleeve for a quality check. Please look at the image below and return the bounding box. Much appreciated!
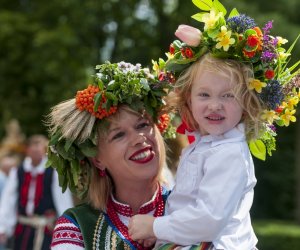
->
[153,143,249,245]
[51,216,84,250]
[51,170,74,216]
[0,168,18,236]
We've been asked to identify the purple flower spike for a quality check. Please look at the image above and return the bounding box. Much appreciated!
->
[263,21,273,35]
[261,51,277,62]
[268,124,277,132]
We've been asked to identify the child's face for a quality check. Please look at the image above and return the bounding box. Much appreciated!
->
[189,69,243,136]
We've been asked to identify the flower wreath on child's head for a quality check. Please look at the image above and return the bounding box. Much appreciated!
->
[46,61,176,198]
[153,0,300,161]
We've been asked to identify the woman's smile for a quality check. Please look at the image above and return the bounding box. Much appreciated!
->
[129,146,154,163]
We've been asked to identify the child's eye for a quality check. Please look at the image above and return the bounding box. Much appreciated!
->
[223,93,234,98]
[198,93,209,97]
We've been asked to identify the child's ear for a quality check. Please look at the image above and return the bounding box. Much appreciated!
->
[89,157,105,170]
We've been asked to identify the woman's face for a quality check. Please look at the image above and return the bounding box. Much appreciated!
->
[96,109,161,186]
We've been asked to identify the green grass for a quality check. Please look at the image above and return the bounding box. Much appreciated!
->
[253,220,300,250]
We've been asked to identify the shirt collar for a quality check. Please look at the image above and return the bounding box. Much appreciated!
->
[110,184,161,217]
[23,156,48,174]
[195,123,246,146]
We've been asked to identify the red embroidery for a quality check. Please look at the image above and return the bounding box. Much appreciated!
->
[106,184,165,250]
[111,187,163,217]
[51,217,84,247]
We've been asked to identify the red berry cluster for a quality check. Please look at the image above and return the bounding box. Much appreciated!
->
[75,85,117,119]
[157,114,170,133]
[158,71,176,83]
[180,47,194,58]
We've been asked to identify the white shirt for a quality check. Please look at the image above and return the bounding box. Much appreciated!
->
[0,171,7,197]
[0,156,74,236]
[154,124,258,250]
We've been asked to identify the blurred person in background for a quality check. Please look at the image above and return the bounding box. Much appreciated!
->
[0,134,73,250]
[0,155,19,250]
[0,155,19,196]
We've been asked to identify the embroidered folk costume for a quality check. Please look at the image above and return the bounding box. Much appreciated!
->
[51,185,169,250]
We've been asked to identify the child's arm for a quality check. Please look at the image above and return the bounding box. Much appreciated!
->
[128,214,155,240]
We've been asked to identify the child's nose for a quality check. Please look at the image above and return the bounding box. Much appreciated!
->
[208,100,223,110]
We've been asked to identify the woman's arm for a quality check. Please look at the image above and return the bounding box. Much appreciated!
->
[51,215,84,250]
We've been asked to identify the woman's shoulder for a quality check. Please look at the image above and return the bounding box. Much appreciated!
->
[63,202,102,223]
[65,202,97,214]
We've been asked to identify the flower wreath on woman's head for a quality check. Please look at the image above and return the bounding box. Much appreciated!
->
[46,61,176,199]
[153,0,300,161]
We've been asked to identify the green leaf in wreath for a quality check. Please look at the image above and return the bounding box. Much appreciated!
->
[192,0,213,11]
[94,92,102,112]
[59,172,68,193]
[56,141,72,160]
[49,132,61,146]
[191,13,206,22]
[212,0,227,15]
[105,92,118,102]
[249,139,266,161]
[276,119,285,127]
[45,159,52,168]
[64,139,73,152]
[140,78,150,91]
[78,141,97,158]
[228,8,239,18]
[70,160,80,186]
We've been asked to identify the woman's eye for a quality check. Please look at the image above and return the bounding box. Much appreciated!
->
[137,122,150,129]
[198,93,209,97]
[111,132,125,140]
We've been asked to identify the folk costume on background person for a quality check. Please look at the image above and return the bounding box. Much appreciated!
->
[0,135,73,250]
[46,61,176,249]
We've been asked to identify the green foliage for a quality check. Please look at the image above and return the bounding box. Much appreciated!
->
[47,131,96,198]
[253,220,300,250]
[252,125,297,220]
[249,140,266,161]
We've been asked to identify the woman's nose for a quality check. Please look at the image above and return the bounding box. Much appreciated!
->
[131,132,146,145]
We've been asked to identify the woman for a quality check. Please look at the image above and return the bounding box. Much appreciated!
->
[46,61,175,250]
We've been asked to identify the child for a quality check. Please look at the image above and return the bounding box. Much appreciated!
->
[128,1,300,249]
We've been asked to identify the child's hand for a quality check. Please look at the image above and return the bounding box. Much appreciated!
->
[136,237,156,248]
[143,237,156,248]
[128,214,155,240]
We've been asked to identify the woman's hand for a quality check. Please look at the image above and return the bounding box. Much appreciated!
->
[128,214,155,240]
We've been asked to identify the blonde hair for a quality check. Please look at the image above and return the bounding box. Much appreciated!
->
[47,101,166,211]
[172,53,264,140]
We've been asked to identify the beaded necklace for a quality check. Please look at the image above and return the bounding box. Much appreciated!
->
[93,184,165,250]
